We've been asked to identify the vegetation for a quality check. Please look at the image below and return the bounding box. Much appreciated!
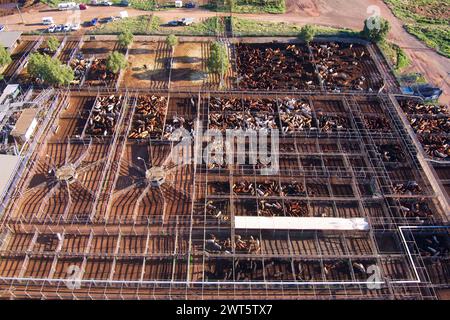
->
[231,17,359,37]
[118,30,134,48]
[378,40,410,71]
[361,16,390,43]
[46,36,60,53]
[395,46,410,70]
[299,25,316,44]
[90,16,227,36]
[207,41,229,80]
[165,34,178,50]
[0,46,12,70]
[384,0,449,58]
[106,51,127,74]
[27,53,74,85]
[128,0,158,11]
[185,17,226,36]
[206,0,286,14]
[90,15,159,35]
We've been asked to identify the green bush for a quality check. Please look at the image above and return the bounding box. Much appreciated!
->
[46,36,60,53]
[207,41,229,77]
[395,46,410,70]
[299,25,316,44]
[361,17,390,43]
[118,30,134,47]
[0,46,12,69]
[27,53,74,85]
[165,34,178,49]
[106,51,127,74]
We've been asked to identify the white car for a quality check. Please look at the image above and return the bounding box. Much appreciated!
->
[71,23,80,31]
[63,24,71,32]
[55,24,63,32]
[47,24,56,33]
[101,1,113,5]
[180,18,194,26]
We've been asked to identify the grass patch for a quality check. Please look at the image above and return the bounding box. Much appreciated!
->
[206,0,285,14]
[384,0,450,58]
[88,16,225,36]
[41,0,165,11]
[184,17,226,35]
[89,15,158,34]
[378,40,410,71]
[231,17,359,37]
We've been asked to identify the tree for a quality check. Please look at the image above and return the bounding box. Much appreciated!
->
[361,16,390,43]
[46,36,60,53]
[0,46,12,69]
[27,53,74,86]
[207,41,229,87]
[299,24,316,44]
[106,51,127,74]
[118,30,133,48]
[166,34,178,52]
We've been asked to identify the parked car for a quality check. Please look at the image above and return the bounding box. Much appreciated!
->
[185,2,196,8]
[90,18,99,26]
[100,1,113,5]
[42,17,55,25]
[119,0,130,6]
[71,23,81,31]
[179,18,194,26]
[167,20,180,27]
[79,3,88,10]
[0,25,5,32]
[55,24,64,32]
[100,16,115,23]
[63,24,71,32]
[47,24,56,33]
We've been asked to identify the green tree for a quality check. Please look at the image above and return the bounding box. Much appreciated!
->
[118,30,134,48]
[207,41,229,87]
[166,34,178,52]
[106,51,127,74]
[299,24,316,44]
[27,53,74,85]
[0,46,12,69]
[46,36,60,53]
[361,17,390,43]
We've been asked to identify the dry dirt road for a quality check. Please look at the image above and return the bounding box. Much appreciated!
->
[2,1,449,103]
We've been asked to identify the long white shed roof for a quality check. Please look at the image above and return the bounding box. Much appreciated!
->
[234,216,370,231]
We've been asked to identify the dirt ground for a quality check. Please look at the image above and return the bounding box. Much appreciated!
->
[81,40,119,59]
[170,42,206,88]
[1,1,449,103]
[122,41,170,89]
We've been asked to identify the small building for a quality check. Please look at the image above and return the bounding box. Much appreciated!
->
[10,108,38,143]
[0,154,20,204]
[0,84,20,105]
[0,31,22,53]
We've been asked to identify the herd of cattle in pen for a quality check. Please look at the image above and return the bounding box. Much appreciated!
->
[203,233,376,282]
[401,101,449,160]
[236,43,381,92]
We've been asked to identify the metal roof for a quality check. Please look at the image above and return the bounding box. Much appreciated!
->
[10,108,38,137]
[235,216,370,231]
[0,154,20,201]
[0,31,22,50]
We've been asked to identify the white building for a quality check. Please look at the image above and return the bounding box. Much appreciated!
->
[10,108,38,143]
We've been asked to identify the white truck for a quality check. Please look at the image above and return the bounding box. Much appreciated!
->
[58,2,78,10]
[42,17,55,25]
